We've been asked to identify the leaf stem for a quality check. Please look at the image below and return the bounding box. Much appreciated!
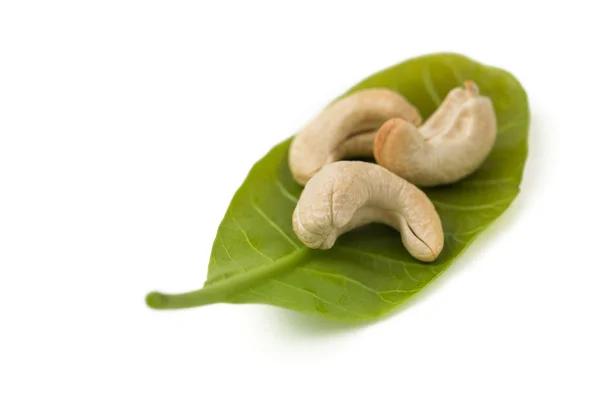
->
[146,248,310,310]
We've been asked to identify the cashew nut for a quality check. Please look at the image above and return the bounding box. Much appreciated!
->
[289,89,422,185]
[373,81,497,187]
[292,161,444,262]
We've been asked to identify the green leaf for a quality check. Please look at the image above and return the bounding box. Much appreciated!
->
[146,52,529,321]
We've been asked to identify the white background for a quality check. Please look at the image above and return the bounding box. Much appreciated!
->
[1,1,599,399]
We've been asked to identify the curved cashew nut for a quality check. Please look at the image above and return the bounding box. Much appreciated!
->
[374,81,497,187]
[289,89,422,185]
[292,161,444,262]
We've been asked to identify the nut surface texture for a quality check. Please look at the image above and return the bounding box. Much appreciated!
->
[289,89,422,185]
[374,81,497,187]
[292,161,444,262]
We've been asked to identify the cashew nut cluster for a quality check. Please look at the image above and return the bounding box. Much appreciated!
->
[288,89,422,185]
[373,81,497,187]
[292,161,444,262]
[288,80,498,261]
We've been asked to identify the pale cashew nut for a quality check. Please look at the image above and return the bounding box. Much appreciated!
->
[292,161,444,262]
[289,89,422,185]
[373,81,497,187]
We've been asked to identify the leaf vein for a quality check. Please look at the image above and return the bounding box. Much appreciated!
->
[273,279,365,318]
[497,117,527,134]
[443,55,466,85]
[231,216,275,262]
[250,199,300,249]
[218,233,247,272]
[337,246,434,273]
[461,177,518,187]
[298,267,396,304]
[432,198,512,211]
[275,178,299,203]
[422,65,442,106]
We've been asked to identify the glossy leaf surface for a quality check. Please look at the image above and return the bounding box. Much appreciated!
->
[146,53,529,321]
